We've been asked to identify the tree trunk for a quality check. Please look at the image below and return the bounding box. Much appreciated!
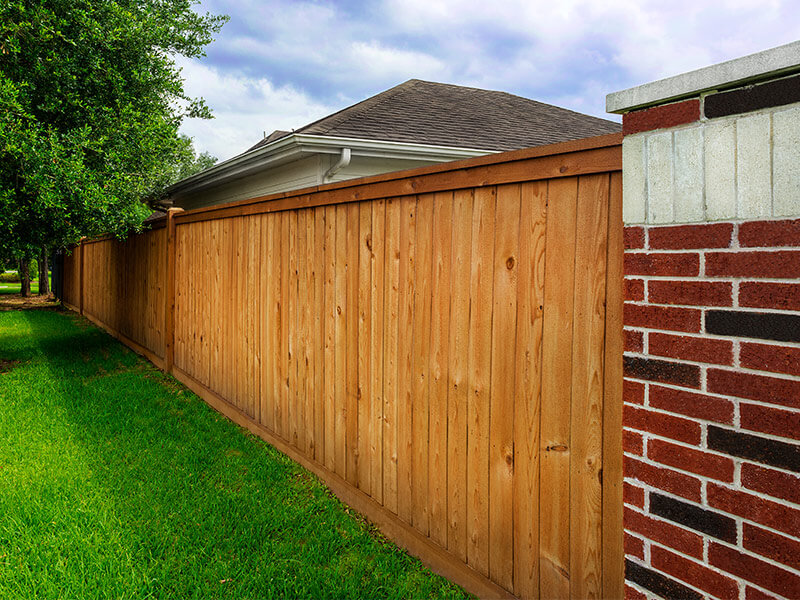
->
[38,247,50,295]
[19,259,30,297]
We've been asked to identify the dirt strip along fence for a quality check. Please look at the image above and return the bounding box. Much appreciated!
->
[62,133,624,600]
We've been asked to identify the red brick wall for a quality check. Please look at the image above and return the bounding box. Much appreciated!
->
[623,218,800,600]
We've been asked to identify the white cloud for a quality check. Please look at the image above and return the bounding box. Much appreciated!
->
[347,41,446,81]
[177,58,335,160]
[182,0,800,158]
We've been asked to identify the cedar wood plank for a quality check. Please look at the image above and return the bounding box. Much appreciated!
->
[539,176,579,599]
[513,180,548,599]
[488,183,520,591]
[466,186,496,577]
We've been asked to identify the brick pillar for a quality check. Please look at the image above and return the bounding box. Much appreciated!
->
[608,42,800,600]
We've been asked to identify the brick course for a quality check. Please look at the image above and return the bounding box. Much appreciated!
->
[622,99,701,135]
[623,217,800,598]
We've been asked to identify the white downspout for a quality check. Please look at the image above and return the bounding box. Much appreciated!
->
[323,147,351,183]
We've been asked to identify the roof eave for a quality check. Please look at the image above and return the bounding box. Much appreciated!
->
[166,134,498,198]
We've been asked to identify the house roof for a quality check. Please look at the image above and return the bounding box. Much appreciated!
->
[246,79,620,153]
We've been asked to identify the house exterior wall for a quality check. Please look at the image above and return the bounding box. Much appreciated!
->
[173,154,452,211]
[325,154,438,183]
[609,47,800,600]
[173,155,324,211]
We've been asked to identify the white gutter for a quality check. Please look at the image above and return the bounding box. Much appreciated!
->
[323,147,351,183]
[166,133,498,197]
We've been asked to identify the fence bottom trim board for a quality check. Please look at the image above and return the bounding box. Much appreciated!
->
[79,309,166,371]
[168,365,516,600]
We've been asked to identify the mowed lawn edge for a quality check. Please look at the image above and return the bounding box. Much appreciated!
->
[0,309,469,600]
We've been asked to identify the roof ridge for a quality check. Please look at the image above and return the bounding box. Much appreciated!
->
[296,79,421,135]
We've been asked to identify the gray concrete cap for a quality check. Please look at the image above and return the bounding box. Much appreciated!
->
[606,40,800,114]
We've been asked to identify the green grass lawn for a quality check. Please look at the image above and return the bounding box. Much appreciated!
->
[0,281,43,295]
[0,309,469,599]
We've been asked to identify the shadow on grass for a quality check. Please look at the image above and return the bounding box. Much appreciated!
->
[0,310,469,600]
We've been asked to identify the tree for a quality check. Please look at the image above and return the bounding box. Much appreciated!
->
[147,134,218,205]
[0,0,227,268]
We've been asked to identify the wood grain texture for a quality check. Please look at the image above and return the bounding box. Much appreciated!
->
[357,202,373,491]
[369,200,386,503]
[396,196,416,522]
[346,203,360,485]
[539,177,578,600]
[411,194,433,535]
[382,198,401,514]
[569,174,609,599]
[447,188,473,563]
[466,186,496,578]
[513,181,547,599]
[429,191,453,549]
[334,205,347,476]
[323,206,336,472]
[65,140,623,600]
[488,183,520,591]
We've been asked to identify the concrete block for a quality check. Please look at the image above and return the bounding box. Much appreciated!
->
[705,119,737,220]
[736,112,772,218]
[622,135,647,224]
[773,104,800,217]
[647,131,674,223]
[674,126,705,222]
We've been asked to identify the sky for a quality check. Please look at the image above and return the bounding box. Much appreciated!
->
[177,0,800,162]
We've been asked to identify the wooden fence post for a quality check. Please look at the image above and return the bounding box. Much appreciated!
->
[79,237,86,315]
[164,207,183,374]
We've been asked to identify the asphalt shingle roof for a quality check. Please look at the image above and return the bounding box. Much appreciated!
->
[247,79,620,153]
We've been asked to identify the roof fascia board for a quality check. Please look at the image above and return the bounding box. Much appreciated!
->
[167,133,497,197]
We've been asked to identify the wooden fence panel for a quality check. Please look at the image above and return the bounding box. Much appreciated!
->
[64,134,623,600]
[66,226,166,363]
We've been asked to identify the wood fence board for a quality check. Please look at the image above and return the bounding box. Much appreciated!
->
[312,208,326,461]
[488,183,520,591]
[323,206,336,470]
[267,214,280,433]
[411,193,433,535]
[539,176,578,600]
[382,198,401,513]
[429,190,453,548]
[513,180,548,599]
[569,174,609,599]
[369,200,386,503]
[346,203,360,485]
[253,216,264,421]
[447,188,473,563]
[357,202,373,491]
[334,204,347,477]
[396,196,416,522]
[304,209,317,457]
[466,185,496,577]
[280,212,291,439]
[289,211,300,445]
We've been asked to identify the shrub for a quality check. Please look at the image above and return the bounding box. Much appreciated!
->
[0,271,20,283]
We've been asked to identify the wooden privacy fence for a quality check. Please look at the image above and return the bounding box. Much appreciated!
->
[62,133,623,599]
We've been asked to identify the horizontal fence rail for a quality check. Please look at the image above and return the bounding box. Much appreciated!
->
[62,133,624,599]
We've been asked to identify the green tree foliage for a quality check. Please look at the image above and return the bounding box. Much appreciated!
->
[148,134,217,204]
[0,0,227,262]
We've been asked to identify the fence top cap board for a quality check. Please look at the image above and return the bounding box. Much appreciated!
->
[607,39,800,113]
